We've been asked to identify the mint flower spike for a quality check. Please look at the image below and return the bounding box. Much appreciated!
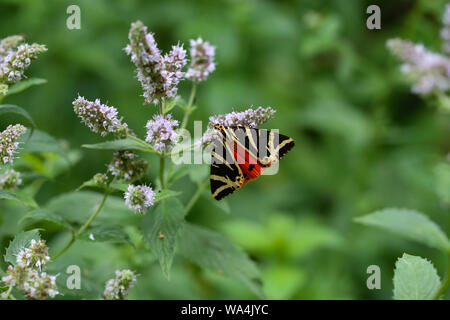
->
[0,42,47,84]
[103,269,137,300]
[0,35,24,59]
[1,239,58,300]
[145,113,179,152]
[107,150,148,182]
[209,106,276,128]
[124,184,155,214]
[387,38,450,95]
[125,20,187,105]
[72,96,129,137]
[0,124,27,165]
[0,169,22,190]
[186,37,216,82]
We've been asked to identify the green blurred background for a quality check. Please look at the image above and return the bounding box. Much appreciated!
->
[1,0,449,299]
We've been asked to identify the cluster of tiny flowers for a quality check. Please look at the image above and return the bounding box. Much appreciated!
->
[107,150,148,182]
[16,240,50,271]
[0,35,24,59]
[93,173,109,185]
[387,38,450,94]
[0,124,27,165]
[209,106,276,128]
[442,4,450,54]
[103,269,137,300]
[73,96,128,137]
[145,114,179,151]
[1,240,58,300]
[124,184,155,213]
[125,21,187,104]
[0,42,47,85]
[186,37,216,82]
[0,169,22,190]
[200,128,221,145]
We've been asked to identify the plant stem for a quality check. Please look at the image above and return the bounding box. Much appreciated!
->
[51,189,110,261]
[181,83,197,130]
[433,253,450,300]
[160,154,166,189]
[77,190,110,236]
[185,180,208,214]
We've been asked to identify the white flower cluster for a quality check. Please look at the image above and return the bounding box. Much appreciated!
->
[0,124,27,165]
[0,35,47,91]
[107,150,148,182]
[387,38,450,94]
[124,184,155,213]
[103,269,137,300]
[145,114,179,151]
[0,169,22,190]
[186,37,216,82]
[125,21,187,104]
[1,239,58,300]
[73,96,129,137]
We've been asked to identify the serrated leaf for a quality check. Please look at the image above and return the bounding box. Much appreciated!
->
[0,104,36,128]
[141,197,185,279]
[4,78,47,96]
[19,209,74,231]
[393,253,441,300]
[4,229,41,265]
[178,223,264,298]
[78,226,133,247]
[82,138,156,153]
[354,208,450,252]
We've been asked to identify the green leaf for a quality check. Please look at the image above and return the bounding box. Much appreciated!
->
[354,208,450,252]
[167,164,192,186]
[21,129,69,161]
[4,78,47,96]
[202,191,230,214]
[141,197,185,279]
[109,182,128,192]
[178,223,264,298]
[393,253,441,300]
[4,229,41,265]
[0,189,36,208]
[19,209,74,231]
[0,104,36,128]
[154,189,182,203]
[82,138,155,153]
[0,189,20,201]
[78,226,134,247]
[77,179,108,191]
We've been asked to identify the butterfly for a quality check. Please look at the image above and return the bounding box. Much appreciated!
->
[209,123,295,200]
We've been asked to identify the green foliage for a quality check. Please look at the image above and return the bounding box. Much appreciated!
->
[3,78,47,97]
[178,223,264,298]
[142,198,185,279]
[82,138,156,153]
[4,229,41,265]
[0,104,36,129]
[393,254,441,300]
[355,208,450,252]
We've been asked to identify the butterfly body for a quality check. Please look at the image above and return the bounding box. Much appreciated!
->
[210,124,294,200]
